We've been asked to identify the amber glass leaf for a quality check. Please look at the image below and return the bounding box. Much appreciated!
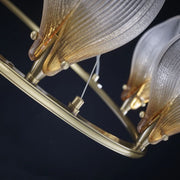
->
[149,95,180,144]
[29,0,165,76]
[121,16,180,102]
[137,36,180,143]
[29,0,81,61]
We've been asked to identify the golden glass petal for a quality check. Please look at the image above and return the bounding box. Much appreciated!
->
[29,0,165,76]
[29,0,81,61]
[148,95,180,144]
[137,36,180,141]
[121,16,180,104]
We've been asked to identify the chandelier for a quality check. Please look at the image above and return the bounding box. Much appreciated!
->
[0,0,179,159]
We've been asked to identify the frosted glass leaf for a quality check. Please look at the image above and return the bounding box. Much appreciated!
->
[28,0,165,76]
[121,16,180,109]
[137,36,180,144]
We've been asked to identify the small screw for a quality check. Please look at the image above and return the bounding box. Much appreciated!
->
[139,111,145,118]
[122,84,128,90]
[97,83,103,89]
[92,74,100,82]
[141,103,146,107]
[61,61,70,70]
[162,135,169,141]
[30,31,38,40]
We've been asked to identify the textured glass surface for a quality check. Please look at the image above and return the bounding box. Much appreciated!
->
[137,36,180,144]
[121,16,180,105]
[29,0,165,76]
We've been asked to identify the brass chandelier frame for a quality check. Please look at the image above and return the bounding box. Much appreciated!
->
[0,0,156,158]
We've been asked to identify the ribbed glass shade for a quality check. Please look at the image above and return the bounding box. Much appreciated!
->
[137,36,180,144]
[29,0,165,76]
[121,16,180,106]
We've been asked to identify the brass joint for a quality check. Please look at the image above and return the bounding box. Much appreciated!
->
[68,96,84,116]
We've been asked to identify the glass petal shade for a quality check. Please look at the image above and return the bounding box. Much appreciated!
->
[29,0,165,76]
[137,36,180,144]
[121,16,180,109]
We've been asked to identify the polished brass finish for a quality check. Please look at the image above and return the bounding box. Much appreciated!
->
[139,111,145,119]
[134,124,156,151]
[68,96,84,116]
[121,94,137,115]
[30,31,38,40]
[92,74,100,82]
[0,0,39,32]
[61,61,70,70]
[0,56,145,158]
[26,45,54,85]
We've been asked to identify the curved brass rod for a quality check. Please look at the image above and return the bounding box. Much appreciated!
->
[0,56,144,158]
[0,0,39,32]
